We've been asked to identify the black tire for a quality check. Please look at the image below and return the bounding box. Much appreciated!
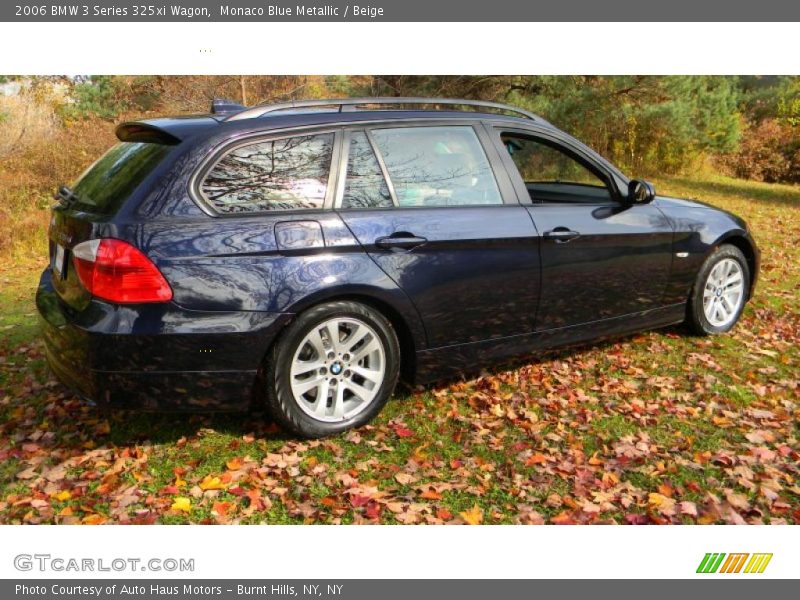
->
[686,244,750,335]
[264,300,400,438]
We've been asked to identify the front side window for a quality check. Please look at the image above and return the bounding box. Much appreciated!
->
[370,126,503,207]
[200,133,334,214]
[501,134,613,204]
[342,132,393,209]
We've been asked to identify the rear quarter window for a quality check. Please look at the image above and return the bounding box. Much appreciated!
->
[198,133,335,214]
[72,142,171,215]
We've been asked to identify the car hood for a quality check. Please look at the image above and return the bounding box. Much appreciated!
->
[653,195,719,210]
[654,195,749,231]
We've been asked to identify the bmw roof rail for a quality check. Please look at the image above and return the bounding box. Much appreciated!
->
[224,97,546,123]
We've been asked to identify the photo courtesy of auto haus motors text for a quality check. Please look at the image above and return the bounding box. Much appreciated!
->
[15,584,343,597]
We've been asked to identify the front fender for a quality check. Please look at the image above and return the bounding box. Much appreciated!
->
[656,197,758,304]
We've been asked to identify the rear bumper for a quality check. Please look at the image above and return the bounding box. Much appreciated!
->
[36,268,292,411]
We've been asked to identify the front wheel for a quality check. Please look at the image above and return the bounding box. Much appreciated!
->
[264,301,400,438]
[687,244,750,335]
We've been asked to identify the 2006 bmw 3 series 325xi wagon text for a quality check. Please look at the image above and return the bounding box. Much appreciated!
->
[36,97,760,438]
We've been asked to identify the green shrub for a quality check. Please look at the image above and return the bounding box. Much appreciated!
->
[58,75,158,120]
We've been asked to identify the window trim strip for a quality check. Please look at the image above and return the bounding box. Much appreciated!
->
[332,129,350,210]
[363,129,400,208]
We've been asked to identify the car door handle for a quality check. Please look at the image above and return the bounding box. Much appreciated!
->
[543,228,581,243]
[375,232,428,250]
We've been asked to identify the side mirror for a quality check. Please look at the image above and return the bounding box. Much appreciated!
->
[628,179,656,204]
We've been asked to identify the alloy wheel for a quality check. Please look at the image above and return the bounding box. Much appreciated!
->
[289,317,386,422]
[702,258,745,327]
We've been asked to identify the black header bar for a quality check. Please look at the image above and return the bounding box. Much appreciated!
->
[5,0,800,22]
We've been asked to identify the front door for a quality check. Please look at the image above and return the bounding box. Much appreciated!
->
[494,130,674,331]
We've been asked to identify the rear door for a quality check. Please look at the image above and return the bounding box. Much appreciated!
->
[335,123,541,348]
[490,127,674,331]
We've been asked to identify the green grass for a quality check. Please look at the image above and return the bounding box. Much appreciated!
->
[1,173,798,524]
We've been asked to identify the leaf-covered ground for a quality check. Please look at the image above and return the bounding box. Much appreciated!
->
[0,174,798,525]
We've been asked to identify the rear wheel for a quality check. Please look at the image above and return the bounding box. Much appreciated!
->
[687,244,750,335]
[264,301,400,438]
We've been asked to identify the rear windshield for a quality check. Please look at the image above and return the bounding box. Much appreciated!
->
[70,142,171,214]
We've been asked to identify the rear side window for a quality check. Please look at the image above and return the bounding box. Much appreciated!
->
[200,133,334,214]
[72,142,171,215]
[342,132,393,209]
[370,126,502,207]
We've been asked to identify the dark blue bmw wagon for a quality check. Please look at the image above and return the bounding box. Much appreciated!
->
[36,97,759,437]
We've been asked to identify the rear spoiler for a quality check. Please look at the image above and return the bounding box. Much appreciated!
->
[115,122,182,145]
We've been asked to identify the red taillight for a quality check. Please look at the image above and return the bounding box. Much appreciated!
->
[71,239,173,304]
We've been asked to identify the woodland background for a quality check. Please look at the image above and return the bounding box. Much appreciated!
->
[1,75,798,255]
